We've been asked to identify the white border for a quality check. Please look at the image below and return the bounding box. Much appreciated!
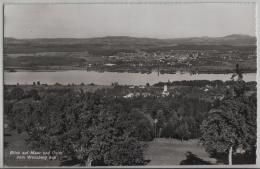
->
[0,0,259,168]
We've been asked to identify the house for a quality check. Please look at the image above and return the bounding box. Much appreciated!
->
[123,93,134,98]
[129,85,135,89]
[104,63,116,66]
[141,92,151,97]
[204,88,209,92]
[139,85,145,89]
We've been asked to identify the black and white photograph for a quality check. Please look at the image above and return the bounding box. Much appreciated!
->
[2,1,258,167]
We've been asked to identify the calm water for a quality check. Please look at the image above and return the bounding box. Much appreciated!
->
[4,71,256,85]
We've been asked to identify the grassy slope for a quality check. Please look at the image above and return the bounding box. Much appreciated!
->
[145,138,218,165]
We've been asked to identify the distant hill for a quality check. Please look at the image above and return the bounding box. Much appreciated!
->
[4,34,256,54]
[164,34,256,46]
[5,34,256,45]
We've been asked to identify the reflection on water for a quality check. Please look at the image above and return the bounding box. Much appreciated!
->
[4,71,256,85]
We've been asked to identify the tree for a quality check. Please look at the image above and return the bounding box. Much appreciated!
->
[82,105,146,166]
[26,91,146,166]
[200,93,256,165]
[161,110,179,138]
[231,64,243,81]
[9,87,24,100]
[201,64,256,165]
[155,110,166,138]
[128,109,153,141]
[10,99,37,133]
[175,119,191,141]
[27,89,41,100]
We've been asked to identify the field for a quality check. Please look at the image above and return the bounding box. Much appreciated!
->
[145,138,217,165]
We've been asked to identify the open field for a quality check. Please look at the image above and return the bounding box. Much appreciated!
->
[145,138,217,165]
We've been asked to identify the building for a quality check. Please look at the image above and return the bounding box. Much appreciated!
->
[142,92,151,97]
[123,93,134,98]
[162,85,170,97]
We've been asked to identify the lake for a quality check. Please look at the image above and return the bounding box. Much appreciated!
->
[4,71,256,86]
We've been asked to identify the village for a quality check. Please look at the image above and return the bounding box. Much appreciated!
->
[6,79,246,105]
[76,48,256,74]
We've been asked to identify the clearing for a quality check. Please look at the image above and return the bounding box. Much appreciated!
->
[145,138,218,165]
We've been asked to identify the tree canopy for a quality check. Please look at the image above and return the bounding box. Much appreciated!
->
[24,91,146,166]
[200,81,256,164]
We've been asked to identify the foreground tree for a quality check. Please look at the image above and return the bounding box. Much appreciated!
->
[26,91,146,166]
[200,83,256,165]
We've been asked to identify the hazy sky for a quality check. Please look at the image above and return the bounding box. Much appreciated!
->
[4,3,256,39]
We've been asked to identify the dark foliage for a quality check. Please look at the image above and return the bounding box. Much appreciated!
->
[180,152,211,165]
[200,80,257,164]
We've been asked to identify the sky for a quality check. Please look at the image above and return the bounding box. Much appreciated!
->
[4,3,256,39]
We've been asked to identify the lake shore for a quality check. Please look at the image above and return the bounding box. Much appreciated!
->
[4,66,257,74]
[4,70,257,86]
